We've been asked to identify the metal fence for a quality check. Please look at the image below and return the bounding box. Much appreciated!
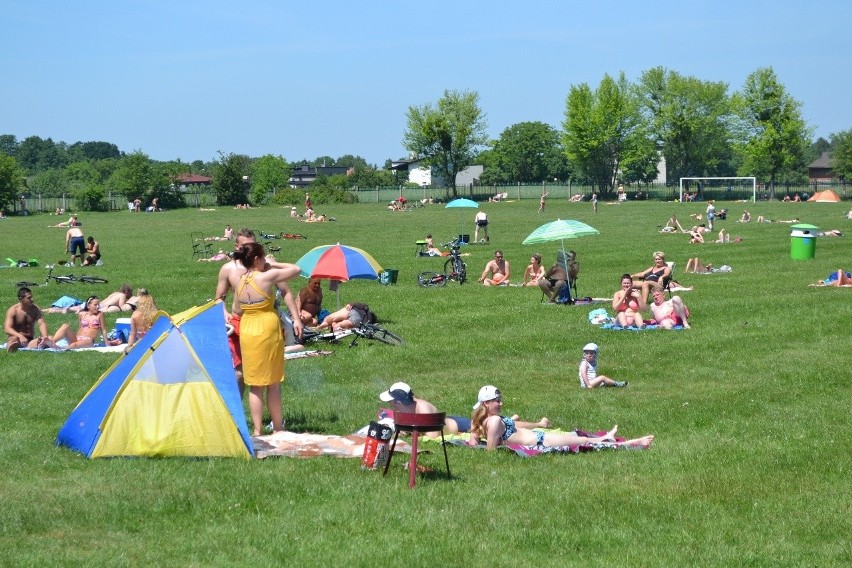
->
[11,182,848,214]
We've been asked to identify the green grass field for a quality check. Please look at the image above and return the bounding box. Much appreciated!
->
[1,199,849,566]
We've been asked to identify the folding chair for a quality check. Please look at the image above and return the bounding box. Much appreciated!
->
[190,232,212,260]
[662,262,675,297]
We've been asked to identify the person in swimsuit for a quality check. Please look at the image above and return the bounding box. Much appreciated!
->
[479,250,510,286]
[468,385,653,451]
[4,287,55,351]
[65,225,86,267]
[649,286,691,329]
[96,284,134,313]
[82,236,101,266]
[232,242,301,436]
[378,381,471,438]
[631,252,671,303]
[295,278,323,326]
[125,291,158,351]
[316,302,374,332]
[613,273,646,328]
[522,253,545,287]
[53,296,107,349]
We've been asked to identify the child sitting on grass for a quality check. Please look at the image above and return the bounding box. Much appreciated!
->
[578,343,627,388]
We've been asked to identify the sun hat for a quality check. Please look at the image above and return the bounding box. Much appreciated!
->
[473,385,501,409]
[583,343,599,352]
[379,382,414,405]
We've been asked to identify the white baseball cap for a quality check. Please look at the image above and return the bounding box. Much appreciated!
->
[379,382,414,404]
[583,343,599,352]
[473,385,501,409]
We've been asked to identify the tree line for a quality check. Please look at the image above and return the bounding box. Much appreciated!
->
[2,65,850,211]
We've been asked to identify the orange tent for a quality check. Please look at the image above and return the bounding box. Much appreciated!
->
[807,189,841,202]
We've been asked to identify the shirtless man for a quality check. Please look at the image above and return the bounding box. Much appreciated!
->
[377,381,554,439]
[5,288,54,351]
[649,286,690,329]
[479,250,510,286]
[65,225,85,267]
[215,228,302,388]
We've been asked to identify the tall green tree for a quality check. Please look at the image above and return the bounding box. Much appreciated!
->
[28,168,70,198]
[0,134,18,157]
[403,89,488,196]
[733,67,812,197]
[0,154,25,211]
[17,136,68,174]
[639,67,734,183]
[108,151,155,200]
[829,129,852,181]
[250,154,291,204]
[479,121,570,184]
[212,153,251,206]
[562,72,656,193]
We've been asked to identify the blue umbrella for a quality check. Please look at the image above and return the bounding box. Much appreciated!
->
[445,198,479,240]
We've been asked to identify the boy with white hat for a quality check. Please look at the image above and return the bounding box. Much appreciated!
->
[578,343,628,388]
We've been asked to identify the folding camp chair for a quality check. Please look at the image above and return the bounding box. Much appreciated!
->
[663,262,675,297]
[190,232,212,260]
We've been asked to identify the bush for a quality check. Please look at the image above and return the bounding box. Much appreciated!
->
[270,187,356,206]
[73,184,108,211]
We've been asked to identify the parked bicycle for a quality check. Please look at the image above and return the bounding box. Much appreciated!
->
[417,239,467,287]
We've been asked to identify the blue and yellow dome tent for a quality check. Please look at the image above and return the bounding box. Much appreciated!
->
[56,301,254,458]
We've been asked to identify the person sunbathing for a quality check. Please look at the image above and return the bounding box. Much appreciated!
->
[468,385,653,450]
[715,229,730,243]
[662,215,687,233]
[817,230,844,237]
[817,269,852,287]
[197,250,230,262]
[685,258,713,273]
[52,296,107,349]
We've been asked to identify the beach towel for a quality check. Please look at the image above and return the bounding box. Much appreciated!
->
[434,430,646,457]
[3,342,125,353]
[285,349,333,360]
[253,431,412,459]
[600,323,686,331]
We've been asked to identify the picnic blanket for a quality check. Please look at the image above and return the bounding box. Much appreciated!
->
[2,342,125,353]
[285,349,333,360]
[253,431,412,459]
[429,430,645,457]
[600,323,686,331]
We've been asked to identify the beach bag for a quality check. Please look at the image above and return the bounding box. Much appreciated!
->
[361,421,394,470]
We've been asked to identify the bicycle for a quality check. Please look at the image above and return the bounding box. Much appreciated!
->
[417,239,467,287]
[43,264,109,285]
[349,322,404,347]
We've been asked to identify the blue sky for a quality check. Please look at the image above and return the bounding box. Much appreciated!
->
[5,1,850,167]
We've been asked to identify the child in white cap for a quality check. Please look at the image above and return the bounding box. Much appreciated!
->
[578,343,627,388]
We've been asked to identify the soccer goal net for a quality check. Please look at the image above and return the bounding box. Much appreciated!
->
[679,177,756,203]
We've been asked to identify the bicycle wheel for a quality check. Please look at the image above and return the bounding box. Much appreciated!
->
[361,324,404,346]
[79,276,109,284]
[457,260,467,284]
[417,271,446,287]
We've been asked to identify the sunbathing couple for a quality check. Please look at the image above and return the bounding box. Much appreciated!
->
[614,273,690,330]
[379,382,653,451]
[5,288,107,351]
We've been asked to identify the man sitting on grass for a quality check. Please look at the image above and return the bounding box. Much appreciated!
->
[649,286,690,329]
[4,287,55,352]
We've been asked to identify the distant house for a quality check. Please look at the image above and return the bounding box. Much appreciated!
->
[175,173,212,188]
[389,158,483,188]
[288,165,353,188]
[808,152,835,183]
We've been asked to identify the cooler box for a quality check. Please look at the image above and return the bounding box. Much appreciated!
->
[115,318,132,342]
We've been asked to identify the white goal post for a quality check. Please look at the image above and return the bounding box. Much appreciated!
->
[679,177,756,203]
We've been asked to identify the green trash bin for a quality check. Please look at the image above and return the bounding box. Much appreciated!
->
[379,269,399,285]
[790,224,818,260]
